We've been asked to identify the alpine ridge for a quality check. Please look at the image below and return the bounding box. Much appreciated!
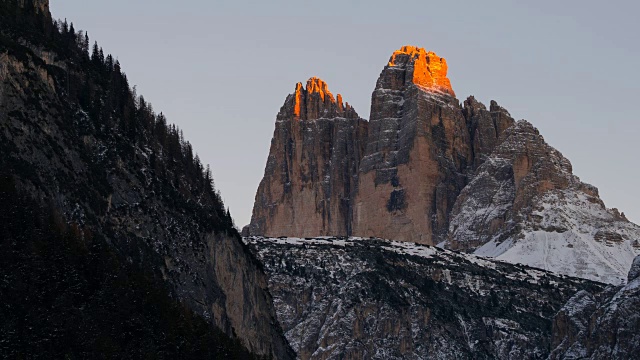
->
[246,236,604,359]
[247,45,640,284]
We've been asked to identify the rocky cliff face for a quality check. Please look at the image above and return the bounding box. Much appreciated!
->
[248,45,640,283]
[0,5,293,357]
[353,46,472,244]
[248,47,516,245]
[463,96,515,169]
[549,256,640,359]
[247,77,367,237]
[248,46,474,244]
[445,119,640,284]
[246,236,603,360]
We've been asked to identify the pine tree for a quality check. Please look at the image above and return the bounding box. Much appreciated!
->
[91,41,100,64]
[105,54,114,72]
[205,165,212,189]
[83,32,90,56]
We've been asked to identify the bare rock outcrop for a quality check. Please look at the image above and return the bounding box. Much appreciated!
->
[247,45,639,282]
[446,119,640,284]
[247,78,367,237]
[352,46,472,244]
[248,46,478,244]
[247,236,603,360]
[448,120,574,250]
[463,96,515,168]
[549,255,640,359]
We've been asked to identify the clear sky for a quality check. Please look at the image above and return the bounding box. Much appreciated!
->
[50,0,640,226]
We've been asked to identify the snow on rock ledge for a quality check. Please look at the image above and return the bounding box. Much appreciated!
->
[246,236,603,360]
[445,120,640,285]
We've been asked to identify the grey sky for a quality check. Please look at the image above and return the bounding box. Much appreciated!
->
[50,0,640,226]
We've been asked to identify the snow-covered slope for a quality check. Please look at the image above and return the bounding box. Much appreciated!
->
[444,120,640,285]
[246,236,602,360]
[474,190,640,285]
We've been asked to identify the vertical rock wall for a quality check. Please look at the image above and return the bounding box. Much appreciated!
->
[247,78,368,237]
[352,46,472,244]
[248,46,512,245]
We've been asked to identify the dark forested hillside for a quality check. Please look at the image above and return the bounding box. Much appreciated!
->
[0,0,293,358]
[0,176,256,359]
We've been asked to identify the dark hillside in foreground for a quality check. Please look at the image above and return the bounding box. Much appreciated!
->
[0,0,293,358]
[0,177,256,359]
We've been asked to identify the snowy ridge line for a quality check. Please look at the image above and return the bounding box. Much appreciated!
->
[244,236,590,286]
[248,235,605,359]
[467,188,640,285]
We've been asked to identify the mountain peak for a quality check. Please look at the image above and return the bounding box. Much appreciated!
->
[386,45,455,97]
[304,77,332,101]
[286,77,358,121]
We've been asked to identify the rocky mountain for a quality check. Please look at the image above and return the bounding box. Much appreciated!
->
[550,255,640,359]
[353,46,472,244]
[446,119,640,284]
[247,45,640,284]
[246,77,367,237]
[246,236,603,360]
[0,1,292,358]
[6,1,638,357]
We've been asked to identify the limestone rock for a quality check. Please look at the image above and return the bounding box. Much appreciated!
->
[448,120,574,250]
[628,255,640,282]
[248,45,640,282]
[446,120,640,284]
[247,78,367,237]
[387,45,455,97]
[550,256,640,359]
[463,96,515,168]
[352,46,472,244]
[247,236,603,360]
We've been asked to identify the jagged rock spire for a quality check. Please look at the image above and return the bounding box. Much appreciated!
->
[279,77,358,121]
[384,45,455,97]
[248,45,640,283]
[247,78,367,237]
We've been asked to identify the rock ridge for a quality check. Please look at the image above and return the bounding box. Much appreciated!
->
[247,45,640,283]
[283,77,359,121]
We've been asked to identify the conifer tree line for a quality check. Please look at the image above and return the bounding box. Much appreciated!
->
[0,0,236,231]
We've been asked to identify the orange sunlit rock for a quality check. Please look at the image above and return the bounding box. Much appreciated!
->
[247,77,366,237]
[388,45,455,97]
[293,82,303,119]
[306,77,333,102]
[290,77,356,121]
[337,94,344,112]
